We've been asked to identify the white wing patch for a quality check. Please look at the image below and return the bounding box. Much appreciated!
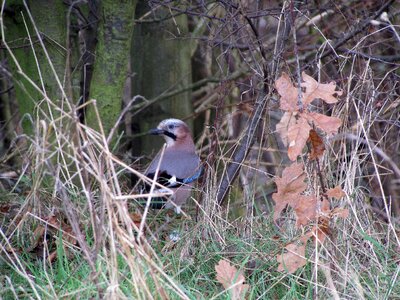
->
[168,175,177,186]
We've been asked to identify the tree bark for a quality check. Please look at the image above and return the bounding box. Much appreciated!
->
[86,0,137,137]
[3,0,68,132]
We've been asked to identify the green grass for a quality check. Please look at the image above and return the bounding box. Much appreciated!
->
[1,192,399,299]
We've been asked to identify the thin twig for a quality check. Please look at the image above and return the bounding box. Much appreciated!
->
[216,1,301,205]
[306,0,395,62]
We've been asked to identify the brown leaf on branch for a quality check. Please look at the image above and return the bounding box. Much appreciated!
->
[276,112,296,147]
[294,195,318,227]
[331,207,349,219]
[303,112,342,135]
[275,73,298,111]
[308,129,325,159]
[272,163,307,221]
[315,198,347,244]
[311,224,329,244]
[272,164,339,228]
[301,72,343,106]
[326,186,345,199]
[215,260,249,300]
[275,188,349,274]
[287,116,312,161]
[277,233,312,273]
[276,72,342,111]
[275,73,342,160]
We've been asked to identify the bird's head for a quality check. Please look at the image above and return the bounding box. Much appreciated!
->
[149,119,193,147]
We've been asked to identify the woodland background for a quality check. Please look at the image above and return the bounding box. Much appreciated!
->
[0,0,399,299]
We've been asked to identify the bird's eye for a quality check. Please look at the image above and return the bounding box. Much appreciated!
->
[168,124,175,130]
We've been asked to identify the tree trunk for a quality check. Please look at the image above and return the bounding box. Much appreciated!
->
[2,0,68,132]
[86,0,137,137]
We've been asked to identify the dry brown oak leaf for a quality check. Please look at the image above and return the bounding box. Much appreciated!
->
[272,162,306,221]
[273,163,332,227]
[277,232,312,273]
[275,72,342,161]
[326,186,346,199]
[300,72,343,106]
[287,115,312,162]
[215,259,249,300]
[276,186,348,274]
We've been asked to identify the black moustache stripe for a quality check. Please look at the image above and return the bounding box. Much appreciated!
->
[163,130,177,140]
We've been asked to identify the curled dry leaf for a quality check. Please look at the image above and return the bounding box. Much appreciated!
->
[215,259,249,300]
[275,73,298,111]
[308,129,325,160]
[301,72,343,106]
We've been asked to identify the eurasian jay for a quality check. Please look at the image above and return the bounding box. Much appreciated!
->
[144,118,201,213]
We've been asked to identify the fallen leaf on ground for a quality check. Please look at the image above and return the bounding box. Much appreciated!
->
[215,259,249,300]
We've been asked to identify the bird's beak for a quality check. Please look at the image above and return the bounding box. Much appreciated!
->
[149,127,177,141]
[148,128,164,135]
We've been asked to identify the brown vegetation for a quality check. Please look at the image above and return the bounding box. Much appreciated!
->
[0,1,399,299]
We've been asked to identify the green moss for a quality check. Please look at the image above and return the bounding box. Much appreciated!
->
[86,0,137,136]
[3,1,67,134]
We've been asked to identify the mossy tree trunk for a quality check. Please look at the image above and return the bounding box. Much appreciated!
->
[2,0,68,132]
[3,1,138,139]
[86,0,137,137]
[131,2,193,156]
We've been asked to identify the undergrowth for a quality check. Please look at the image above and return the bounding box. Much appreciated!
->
[1,197,398,299]
[1,1,400,300]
